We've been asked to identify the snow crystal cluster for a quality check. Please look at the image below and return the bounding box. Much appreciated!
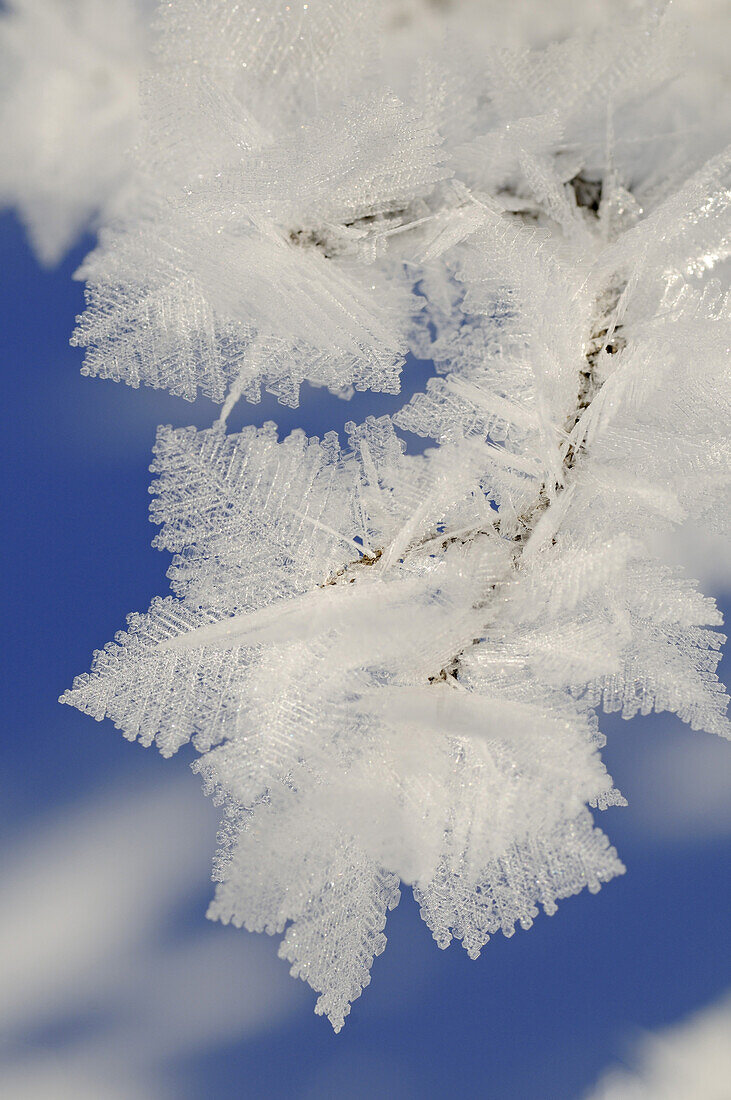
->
[21,0,726,1030]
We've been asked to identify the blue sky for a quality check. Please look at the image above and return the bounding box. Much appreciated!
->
[2,209,729,1099]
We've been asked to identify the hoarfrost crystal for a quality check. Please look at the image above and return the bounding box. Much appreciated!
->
[57,0,730,1030]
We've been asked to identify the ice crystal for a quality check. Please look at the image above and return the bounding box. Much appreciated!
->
[0,0,150,264]
[72,0,451,406]
[57,0,731,1029]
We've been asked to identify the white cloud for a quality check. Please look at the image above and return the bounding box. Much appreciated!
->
[0,1058,165,1100]
[0,777,304,1098]
[0,779,211,1029]
[621,724,731,840]
[586,992,731,1100]
[658,523,731,598]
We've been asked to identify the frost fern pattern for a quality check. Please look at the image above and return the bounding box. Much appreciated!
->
[60,1,730,1030]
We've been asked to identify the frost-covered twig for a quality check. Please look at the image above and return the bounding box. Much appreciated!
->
[46,0,731,1031]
